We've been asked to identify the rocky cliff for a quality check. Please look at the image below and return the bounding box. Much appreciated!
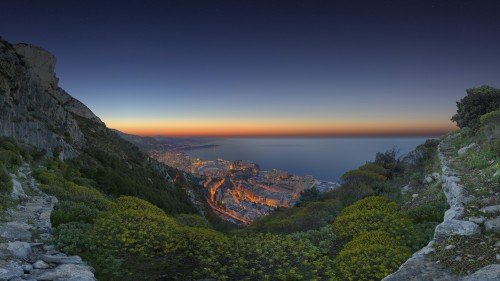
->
[0,38,102,159]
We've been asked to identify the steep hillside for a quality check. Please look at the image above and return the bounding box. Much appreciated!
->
[0,37,194,214]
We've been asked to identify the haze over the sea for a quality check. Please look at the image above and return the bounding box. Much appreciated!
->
[185,137,430,181]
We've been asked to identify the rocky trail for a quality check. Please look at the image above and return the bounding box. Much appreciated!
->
[384,134,499,281]
[0,164,95,281]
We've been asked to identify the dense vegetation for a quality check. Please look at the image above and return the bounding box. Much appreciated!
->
[0,125,445,280]
[1,85,497,280]
[70,114,195,214]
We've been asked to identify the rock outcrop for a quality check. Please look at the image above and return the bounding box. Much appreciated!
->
[0,164,95,280]
[0,37,102,159]
[384,134,499,281]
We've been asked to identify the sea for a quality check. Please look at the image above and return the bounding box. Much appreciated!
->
[184,137,432,182]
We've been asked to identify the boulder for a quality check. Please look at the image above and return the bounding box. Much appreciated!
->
[22,264,33,273]
[33,260,50,269]
[32,264,95,281]
[458,143,479,156]
[42,254,83,264]
[484,217,500,233]
[0,260,23,280]
[10,177,28,201]
[463,264,500,281]
[468,216,486,224]
[7,241,31,259]
[479,205,500,214]
[423,176,434,184]
[434,220,481,240]
[0,221,32,241]
[444,206,465,221]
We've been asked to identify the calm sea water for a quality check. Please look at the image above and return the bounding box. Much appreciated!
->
[184,137,431,181]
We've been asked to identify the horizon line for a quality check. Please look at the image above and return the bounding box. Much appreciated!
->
[121,130,454,138]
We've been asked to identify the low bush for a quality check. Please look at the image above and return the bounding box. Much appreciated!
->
[404,197,447,224]
[335,231,411,281]
[480,109,500,125]
[332,196,413,243]
[0,165,12,193]
[92,197,178,258]
[53,221,127,280]
[223,233,337,281]
[53,221,93,254]
[290,226,338,255]
[0,150,22,167]
[34,169,111,210]
[175,214,212,228]
[249,199,343,234]
[341,169,386,185]
[51,201,99,227]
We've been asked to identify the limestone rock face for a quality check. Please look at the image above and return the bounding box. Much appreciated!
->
[457,143,479,156]
[0,38,102,159]
[13,44,58,90]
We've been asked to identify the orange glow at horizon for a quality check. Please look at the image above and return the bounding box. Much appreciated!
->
[105,117,457,137]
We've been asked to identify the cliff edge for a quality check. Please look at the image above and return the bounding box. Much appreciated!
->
[0,38,102,159]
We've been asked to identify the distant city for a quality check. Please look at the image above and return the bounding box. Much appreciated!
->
[151,149,339,223]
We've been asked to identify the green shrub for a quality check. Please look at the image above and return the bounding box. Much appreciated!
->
[359,162,387,175]
[322,183,375,207]
[338,196,400,215]
[0,165,12,193]
[290,226,338,255]
[225,233,337,281]
[249,199,343,233]
[53,222,93,254]
[332,196,413,242]
[480,109,500,124]
[404,197,447,223]
[0,150,22,167]
[51,201,99,227]
[175,214,212,228]
[168,226,231,279]
[335,231,411,281]
[410,221,439,251]
[1,140,19,152]
[464,149,496,170]
[53,222,127,281]
[341,169,386,185]
[34,169,111,210]
[92,197,178,258]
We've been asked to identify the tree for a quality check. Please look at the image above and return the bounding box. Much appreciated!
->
[451,85,500,129]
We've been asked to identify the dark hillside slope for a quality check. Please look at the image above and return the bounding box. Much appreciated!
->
[0,37,194,214]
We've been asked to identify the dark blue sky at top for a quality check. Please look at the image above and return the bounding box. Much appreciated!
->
[1,0,499,135]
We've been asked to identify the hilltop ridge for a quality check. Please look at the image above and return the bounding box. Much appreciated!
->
[0,38,102,159]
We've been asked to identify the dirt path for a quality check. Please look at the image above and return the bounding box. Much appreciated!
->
[0,164,95,281]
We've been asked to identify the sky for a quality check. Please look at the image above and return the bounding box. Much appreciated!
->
[1,0,499,137]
